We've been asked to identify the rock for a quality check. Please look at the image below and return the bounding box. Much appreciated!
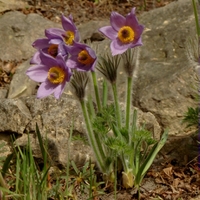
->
[0,11,61,61]
[133,0,197,135]
[7,59,37,98]
[0,88,7,98]
[0,0,27,13]
[0,98,31,134]
[0,0,198,166]
[0,92,162,166]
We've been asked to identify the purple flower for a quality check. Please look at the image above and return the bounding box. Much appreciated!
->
[31,38,68,64]
[45,14,80,46]
[33,38,66,57]
[26,52,72,99]
[66,42,97,72]
[99,8,144,56]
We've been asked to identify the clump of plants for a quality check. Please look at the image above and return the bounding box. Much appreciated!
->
[1,6,169,200]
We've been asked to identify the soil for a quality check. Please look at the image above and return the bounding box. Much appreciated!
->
[1,0,200,199]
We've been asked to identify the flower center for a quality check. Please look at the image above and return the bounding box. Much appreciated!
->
[48,66,65,84]
[63,31,75,45]
[118,26,135,44]
[48,44,58,57]
[78,50,94,65]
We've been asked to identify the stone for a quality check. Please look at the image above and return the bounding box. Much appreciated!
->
[0,0,27,13]
[0,0,198,166]
[0,11,61,61]
[7,59,37,98]
[0,98,31,134]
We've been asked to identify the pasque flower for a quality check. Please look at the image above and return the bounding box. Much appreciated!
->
[26,52,72,99]
[45,14,80,46]
[30,38,68,64]
[66,42,97,71]
[99,8,144,56]
[32,38,67,57]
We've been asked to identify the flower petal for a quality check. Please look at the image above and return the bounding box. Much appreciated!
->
[32,38,49,50]
[37,81,56,99]
[45,28,65,39]
[61,14,76,32]
[26,65,48,82]
[99,26,117,40]
[40,52,58,67]
[134,25,145,40]
[126,14,144,39]
[49,38,63,45]
[66,57,78,69]
[110,11,126,31]
[110,39,132,56]
[130,37,143,48]
[30,51,41,64]
[53,82,66,99]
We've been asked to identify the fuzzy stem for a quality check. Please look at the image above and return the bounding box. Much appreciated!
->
[125,76,133,130]
[91,71,101,112]
[102,80,108,108]
[80,100,105,172]
[111,82,122,129]
[192,0,200,36]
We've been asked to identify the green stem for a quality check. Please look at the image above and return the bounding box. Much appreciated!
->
[87,95,96,119]
[91,71,101,112]
[80,100,105,172]
[102,80,108,108]
[192,0,200,36]
[111,82,122,129]
[125,76,133,130]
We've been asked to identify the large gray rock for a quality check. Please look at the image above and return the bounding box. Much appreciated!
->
[0,11,61,61]
[134,0,197,135]
[0,0,27,13]
[0,0,198,166]
[0,94,161,166]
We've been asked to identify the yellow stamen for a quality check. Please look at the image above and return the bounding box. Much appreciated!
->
[118,26,135,44]
[48,66,65,84]
[78,50,94,65]
[64,31,75,45]
[48,44,58,57]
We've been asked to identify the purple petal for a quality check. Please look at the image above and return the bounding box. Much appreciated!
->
[110,39,132,56]
[126,14,144,39]
[67,45,81,56]
[32,38,49,50]
[30,51,41,64]
[134,25,145,40]
[26,65,48,82]
[49,38,63,45]
[53,82,66,99]
[66,58,78,69]
[110,11,126,31]
[74,30,80,42]
[129,37,143,48]
[99,26,117,40]
[37,81,56,99]
[90,58,97,72]
[61,15,76,32]
[45,28,65,39]
[40,52,58,67]
[86,47,96,59]
[130,7,136,15]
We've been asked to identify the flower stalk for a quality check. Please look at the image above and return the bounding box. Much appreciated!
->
[125,76,133,130]
[80,99,106,172]
[111,82,122,129]
[91,71,102,111]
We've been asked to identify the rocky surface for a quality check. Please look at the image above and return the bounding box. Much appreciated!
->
[0,0,199,199]
[0,0,198,158]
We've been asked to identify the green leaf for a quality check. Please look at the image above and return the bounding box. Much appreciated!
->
[135,130,168,185]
